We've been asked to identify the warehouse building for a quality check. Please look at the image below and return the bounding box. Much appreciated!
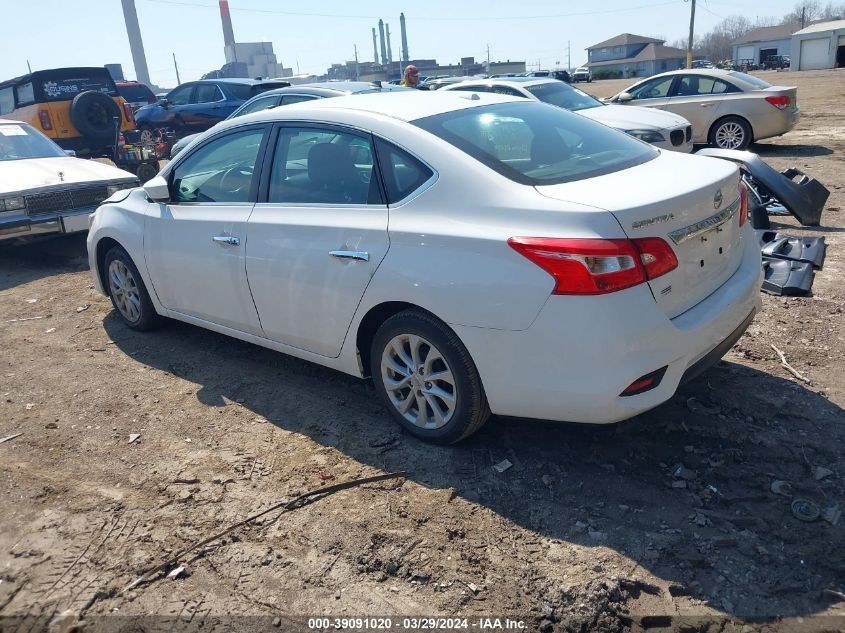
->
[790,19,845,69]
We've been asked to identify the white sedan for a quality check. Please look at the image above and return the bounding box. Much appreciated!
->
[87,92,762,444]
[443,77,693,152]
[0,119,137,241]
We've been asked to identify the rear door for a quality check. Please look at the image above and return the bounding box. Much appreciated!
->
[665,74,736,134]
[183,83,229,132]
[244,123,389,357]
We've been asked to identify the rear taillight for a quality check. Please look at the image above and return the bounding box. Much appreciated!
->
[765,95,791,110]
[38,109,53,130]
[508,237,677,295]
[123,102,135,124]
[738,181,748,227]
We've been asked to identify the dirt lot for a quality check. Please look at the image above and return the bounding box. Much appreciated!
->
[1,69,843,633]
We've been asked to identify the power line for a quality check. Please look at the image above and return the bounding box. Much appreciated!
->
[141,0,681,22]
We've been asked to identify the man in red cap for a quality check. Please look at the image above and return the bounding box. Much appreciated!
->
[400,64,420,88]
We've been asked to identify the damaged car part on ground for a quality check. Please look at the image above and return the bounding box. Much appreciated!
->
[87,92,763,444]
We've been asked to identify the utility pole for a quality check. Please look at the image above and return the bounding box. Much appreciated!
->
[686,0,696,69]
[172,52,181,84]
[354,45,360,81]
[567,40,571,71]
[801,6,806,28]
[486,44,491,73]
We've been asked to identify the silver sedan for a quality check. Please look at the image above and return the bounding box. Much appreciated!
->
[605,69,799,150]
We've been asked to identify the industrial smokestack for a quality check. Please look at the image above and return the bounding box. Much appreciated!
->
[386,24,393,64]
[378,19,387,65]
[120,0,151,85]
[219,0,235,47]
[372,28,379,64]
[400,13,409,63]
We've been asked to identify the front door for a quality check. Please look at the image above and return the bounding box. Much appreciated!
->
[145,125,269,335]
[245,124,389,357]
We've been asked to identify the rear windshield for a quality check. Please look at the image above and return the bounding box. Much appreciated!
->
[36,71,118,102]
[117,83,154,102]
[0,123,65,161]
[414,101,657,186]
[728,71,771,89]
[524,82,602,111]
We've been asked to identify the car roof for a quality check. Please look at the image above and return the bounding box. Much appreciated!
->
[227,90,523,126]
[197,78,289,86]
[449,77,555,88]
[645,68,737,79]
[248,82,408,98]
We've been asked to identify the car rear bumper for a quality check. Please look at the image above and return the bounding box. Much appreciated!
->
[754,107,800,141]
[453,225,763,424]
[0,207,94,241]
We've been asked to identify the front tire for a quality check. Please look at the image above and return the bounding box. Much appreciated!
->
[370,310,490,444]
[709,116,752,150]
[103,246,160,331]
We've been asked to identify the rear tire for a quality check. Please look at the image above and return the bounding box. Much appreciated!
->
[370,309,490,444]
[103,246,160,331]
[709,116,752,150]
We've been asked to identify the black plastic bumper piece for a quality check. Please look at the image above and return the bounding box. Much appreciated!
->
[759,231,826,269]
[680,309,756,385]
[695,148,829,226]
[761,256,814,296]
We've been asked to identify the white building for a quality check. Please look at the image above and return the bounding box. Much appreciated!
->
[790,19,845,70]
[224,41,293,78]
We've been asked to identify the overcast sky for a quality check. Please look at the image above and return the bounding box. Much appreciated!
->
[3,0,802,88]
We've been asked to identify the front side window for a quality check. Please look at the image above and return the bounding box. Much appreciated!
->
[195,83,223,104]
[414,102,656,186]
[628,77,674,100]
[232,95,280,117]
[375,139,434,203]
[268,127,381,205]
[170,128,265,203]
[167,84,193,106]
[524,82,602,111]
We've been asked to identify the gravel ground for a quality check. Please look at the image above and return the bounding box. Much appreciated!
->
[1,69,843,633]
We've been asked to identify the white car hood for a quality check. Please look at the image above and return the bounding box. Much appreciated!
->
[0,157,135,194]
[578,104,689,131]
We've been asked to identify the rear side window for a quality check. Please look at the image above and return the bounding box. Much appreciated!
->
[170,128,265,203]
[0,87,14,114]
[375,139,434,203]
[225,83,253,100]
[279,95,318,105]
[17,83,35,105]
[195,84,223,103]
[677,76,738,95]
[415,101,656,186]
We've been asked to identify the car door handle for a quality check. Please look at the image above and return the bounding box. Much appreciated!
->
[212,235,240,247]
[329,250,369,262]
[701,103,714,107]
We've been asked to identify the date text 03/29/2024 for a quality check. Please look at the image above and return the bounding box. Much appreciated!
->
[307,617,527,630]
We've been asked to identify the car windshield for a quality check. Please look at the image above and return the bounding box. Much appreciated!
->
[523,82,602,111]
[414,101,657,186]
[728,71,771,89]
[0,123,66,161]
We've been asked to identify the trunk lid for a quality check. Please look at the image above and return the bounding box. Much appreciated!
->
[535,151,745,318]
[763,85,799,112]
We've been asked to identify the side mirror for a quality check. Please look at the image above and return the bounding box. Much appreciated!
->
[64,149,77,157]
[617,92,634,103]
[158,98,170,108]
[143,175,170,202]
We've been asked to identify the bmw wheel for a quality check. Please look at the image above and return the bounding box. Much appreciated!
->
[104,246,160,331]
[371,309,490,444]
[709,116,752,150]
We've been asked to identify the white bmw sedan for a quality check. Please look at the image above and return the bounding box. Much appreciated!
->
[87,91,762,444]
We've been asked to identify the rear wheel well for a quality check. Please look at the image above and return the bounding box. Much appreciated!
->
[709,114,754,144]
[95,237,122,292]
[356,301,425,377]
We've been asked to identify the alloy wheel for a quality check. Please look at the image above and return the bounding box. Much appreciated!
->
[108,259,142,323]
[715,122,746,149]
[380,333,457,429]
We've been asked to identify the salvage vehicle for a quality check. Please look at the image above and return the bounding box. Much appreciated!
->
[133,78,290,144]
[443,78,693,152]
[605,69,799,150]
[87,92,762,444]
[0,67,136,158]
[169,81,409,158]
[115,80,157,112]
[572,67,592,83]
[0,119,137,240]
